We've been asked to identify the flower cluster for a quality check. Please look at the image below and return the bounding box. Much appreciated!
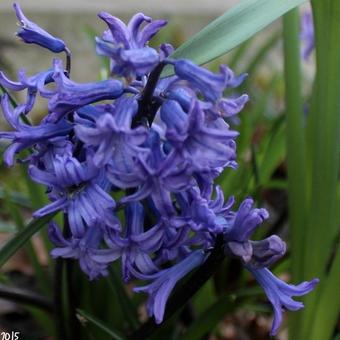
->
[0,3,318,335]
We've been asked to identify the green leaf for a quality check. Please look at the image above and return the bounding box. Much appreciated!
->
[282,9,307,340]
[308,247,340,340]
[294,0,340,338]
[77,309,125,340]
[163,0,307,76]
[0,212,57,268]
[192,278,216,315]
[282,8,306,282]
[107,266,139,330]
[304,0,340,281]
[4,193,52,295]
[259,121,285,185]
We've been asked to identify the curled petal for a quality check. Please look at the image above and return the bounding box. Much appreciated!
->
[172,59,227,102]
[225,198,269,242]
[134,250,205,323]
[247,266,319,336]
[98,12,130,47]
[218,94,249,118]
[137,19,167,47]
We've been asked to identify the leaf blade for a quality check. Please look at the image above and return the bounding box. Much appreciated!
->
[0,212,57,268]
[77,309,125,340]
[163,0,306,76]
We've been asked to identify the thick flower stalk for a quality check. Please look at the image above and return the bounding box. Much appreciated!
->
[0,3,318,336]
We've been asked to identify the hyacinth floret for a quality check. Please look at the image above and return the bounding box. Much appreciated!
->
[0,3,318,336]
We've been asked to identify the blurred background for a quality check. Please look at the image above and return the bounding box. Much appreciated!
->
[0,1,323,340]
[0,0,238,82]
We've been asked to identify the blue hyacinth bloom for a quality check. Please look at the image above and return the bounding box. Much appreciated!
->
[0,94,72,166]
[0,6,319,336]
[96,12,167,77]
[13,3,67,53]
[247,266,319,336]
[134,250,206,323]
[43,59,124,121]
[75,96,148,168]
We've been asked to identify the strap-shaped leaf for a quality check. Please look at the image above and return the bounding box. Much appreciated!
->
[107,266,139,330]
[0,212,57,267]
[163,0,306,76]
[77,309,125,340]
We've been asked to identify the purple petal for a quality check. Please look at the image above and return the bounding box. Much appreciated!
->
[13,3,66,53]
[98,12,130,48]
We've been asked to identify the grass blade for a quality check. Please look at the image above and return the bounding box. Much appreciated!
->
[283,8,306,256]
[300,0,340,338]
[282,10,307,339]
[304,0,340,280]
[0,212,57,268]
[107,266,139,330]
[4,194,52,295]
[77,309,125,340]
[309,247,340,340]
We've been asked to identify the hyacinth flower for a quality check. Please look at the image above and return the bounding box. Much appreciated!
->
[160,98,239,171]
[0,68,54,113]
[107,130,194,216]
[75,96,148,168]
[44,59,125,121]
[13,3,67,53]
[104,202,164,281]
[0,5,319,337]
[0,94,72,166]
[96,12,167,77]
[223,197,287,267]
[167,59,247,102]
[30,171,118,237]
[220,198,319,335]
[48,222,120,280]
[247,267,319,336]
[217,94,250,118]
[134,250,206,324]
[169,186,235,234]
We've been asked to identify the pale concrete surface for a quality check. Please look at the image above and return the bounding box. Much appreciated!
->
[0,0,238,14]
